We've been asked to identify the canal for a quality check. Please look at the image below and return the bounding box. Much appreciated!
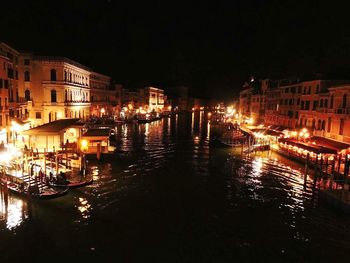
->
[1,112,350,262]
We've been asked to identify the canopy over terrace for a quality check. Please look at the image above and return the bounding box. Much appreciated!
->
[20,118,84,151]
[279,138,337,155]
[310,136,350,154]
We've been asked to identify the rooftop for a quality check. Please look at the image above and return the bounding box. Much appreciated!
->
[21,119,83,135]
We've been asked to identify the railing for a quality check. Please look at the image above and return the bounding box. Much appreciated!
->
[42,80,89,88]
[336,108,350,114]
[64,101,90,106]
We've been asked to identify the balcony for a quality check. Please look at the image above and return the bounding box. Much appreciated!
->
[64,100,90,106]
[336,108,350,114]
[42,80,89,88]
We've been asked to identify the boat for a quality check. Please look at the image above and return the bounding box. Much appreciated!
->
[210,137,245,148]
[48,176,93,189]
[0,173,68,200]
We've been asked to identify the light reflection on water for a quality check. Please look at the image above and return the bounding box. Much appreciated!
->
[0,190,28,230]
[0,112,350,261]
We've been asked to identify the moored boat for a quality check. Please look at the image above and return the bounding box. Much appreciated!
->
[0,173,69,200]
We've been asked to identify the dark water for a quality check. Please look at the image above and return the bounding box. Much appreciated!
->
[1,112,350,262]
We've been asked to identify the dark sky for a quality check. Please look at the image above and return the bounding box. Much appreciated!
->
[2,1,350,99]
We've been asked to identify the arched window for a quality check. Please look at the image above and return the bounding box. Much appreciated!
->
[65,90,67,101]
[50,69,56,81]
[317,119,322,130]
[69,72,72,82]
[324,99,328,108]
[312,119,316,129]
[322,120,326,130]
[25,89,30,101]
[64,71,67,82]
[320,99,323,108]
[51,89,57,103]
[24,71,30,81]
[343,94,347,108]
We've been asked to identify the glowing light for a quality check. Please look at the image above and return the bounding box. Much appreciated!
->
[168,106,172,110]
[80,139,88,152]
[100,108,106,114]
[208,112,212,117]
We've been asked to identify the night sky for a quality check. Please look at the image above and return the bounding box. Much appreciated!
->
[2,1,350,99]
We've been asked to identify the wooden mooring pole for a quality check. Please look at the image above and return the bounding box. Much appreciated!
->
[313,154,318,191]
[304,152,310,189]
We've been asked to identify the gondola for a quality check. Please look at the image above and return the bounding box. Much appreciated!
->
[48,177,93,189]
[0,174,69,200]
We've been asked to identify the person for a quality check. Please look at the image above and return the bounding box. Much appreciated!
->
[0,141,4,150]
[49,171,53,182]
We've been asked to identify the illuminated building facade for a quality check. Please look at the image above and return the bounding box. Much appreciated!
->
[0,50,10,142]
[240,77,350,143]
[143,87,164,112]
[90,72,116,116]
[0,43,19,120]
[18,55,91,126]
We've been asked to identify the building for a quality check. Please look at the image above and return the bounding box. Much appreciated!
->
[0,43,19,121]
[90,72,116,117]
[143,87,164,112]
[0,49,10,142]
[240,76,350,144]
[18,55,91,126]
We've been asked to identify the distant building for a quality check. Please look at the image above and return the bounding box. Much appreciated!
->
[90,72,116,117]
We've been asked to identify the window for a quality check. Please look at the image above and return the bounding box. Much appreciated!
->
[324,99,328,108]
[327,117,332,133]
[312,101,318,110]
[4,80,8,89]
[51,89,57,103]
[64,71,67,82]
[298,86,301,93]
[301,101,304,109]
[330,95,334,109]
[24,59,30,65]
[50,69,57,81]
[340,119,345,135]
[35,112,41,119]
[343,94,347,108]
[320,99,323,108]
[308,86,311,94]
[303,87,306,94]
[305,101,310,110]
[25,90,30,101]
[15,70,18,80]
[295,111,298,119]
[0,78,2,88]
[297,98,300,105]
[24,71,30,81]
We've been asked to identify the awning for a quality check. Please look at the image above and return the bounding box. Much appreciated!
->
[21,118,82,135]
[81,128,110,140]
[310,136,350,152]
[278,138,337,154]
